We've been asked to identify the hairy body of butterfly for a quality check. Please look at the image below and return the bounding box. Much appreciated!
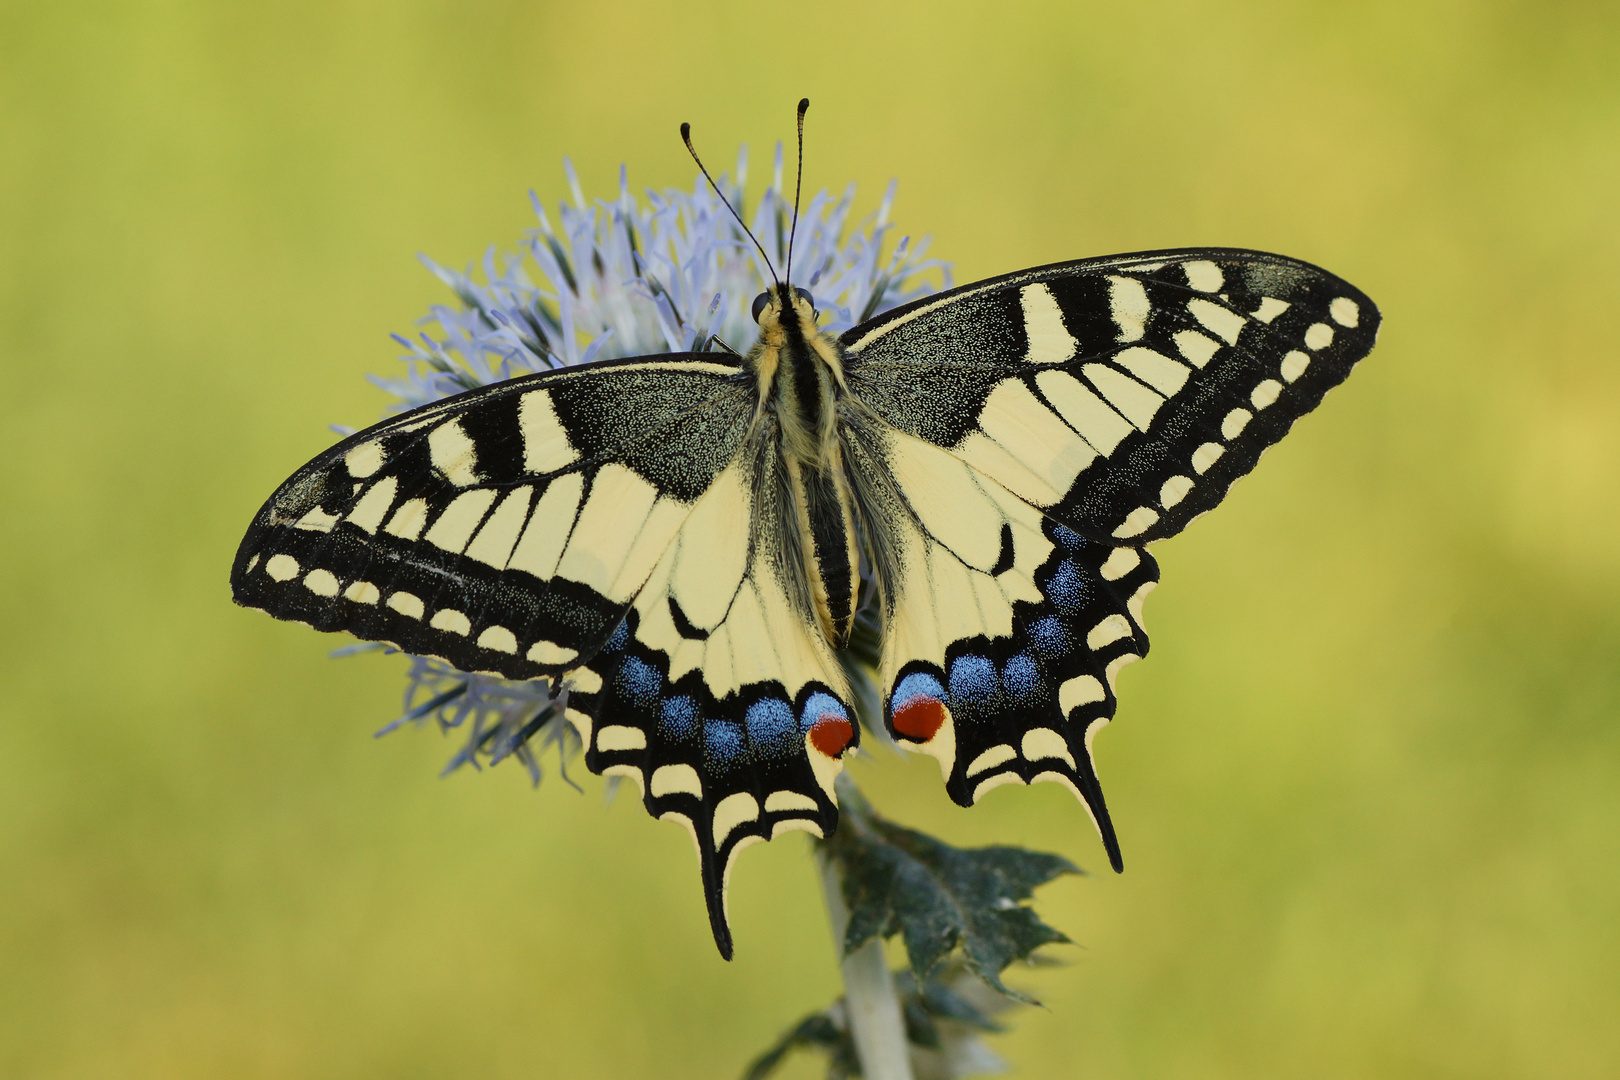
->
[232,249,1380,958]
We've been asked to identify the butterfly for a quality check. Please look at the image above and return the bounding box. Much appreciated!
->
[232,106,1380,959]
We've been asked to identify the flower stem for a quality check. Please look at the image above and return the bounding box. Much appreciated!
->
[817,785,915,1080]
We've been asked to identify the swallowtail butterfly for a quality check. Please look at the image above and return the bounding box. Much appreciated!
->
[232,107,1379,958]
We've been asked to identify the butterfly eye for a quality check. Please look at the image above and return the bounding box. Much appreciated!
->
[751,292,771,323]
[794,286,815,310]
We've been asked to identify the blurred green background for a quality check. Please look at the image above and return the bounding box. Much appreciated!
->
[3,1,1617,1077]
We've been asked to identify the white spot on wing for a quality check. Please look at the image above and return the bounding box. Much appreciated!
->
[1221,408,1252,440]
[1112,506,1159,539]
[1107,275,1151,342]
[564,708,592,743]
[527,640,578,665]
[1160,475,1193,508]
[1084,364,1165,431]
[428,418,480,486]
[1253,297,1290,324]
[1021,727,1076,768]
[1329,297,1360,327]
[1099,547,1139,580]
[597,725,647,752]
[567,667,602,695]
[712,792,760,848]
[764,790,819,813]
[652,764,702,799]
[1304,322,1334,350]
[1019,283,1078,364]
[519,390,580,474]
[1115,346,1190,396]
[429,608,471,635]
[303,568,339,596]
[603,763,644,797]
[294,506,340,532]
[343,581,380,604]
[1251,379,1282,409]
[1280,351,1310,382]
[1191,442,1224,473]
[383,498,430,540]
[1105,651,1139,691]
[346,476,398,534]
[1188,298,1246,345]
[387,592,424,619]
[424,489,498,554]
[1173,329,1221,368]
[1182,260,1223,292]
[265,554,299,581]
[965,744,1016,777]
[1087,614,1132,649]
[1059,674,1106,713]
[477,626,517,653]
[464,487,533,569]
[772,818,824,839]
[345,441,385,478]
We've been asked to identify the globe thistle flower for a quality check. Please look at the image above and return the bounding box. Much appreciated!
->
[357,144,950,784]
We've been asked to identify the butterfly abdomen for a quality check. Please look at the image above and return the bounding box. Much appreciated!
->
[749,287,862,649]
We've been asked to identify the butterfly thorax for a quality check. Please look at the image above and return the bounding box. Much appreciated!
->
[747,285,861,648]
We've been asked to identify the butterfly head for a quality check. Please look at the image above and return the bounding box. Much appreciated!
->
[751,283,817,331]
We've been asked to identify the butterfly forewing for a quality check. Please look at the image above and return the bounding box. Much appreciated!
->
[231,353,754,678]
[843,248,1380,545]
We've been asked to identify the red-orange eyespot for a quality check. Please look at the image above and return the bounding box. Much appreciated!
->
[891,697,946,741]
[809,715,854,757]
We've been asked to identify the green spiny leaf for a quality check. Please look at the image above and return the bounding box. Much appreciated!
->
[825,782,1078,1001]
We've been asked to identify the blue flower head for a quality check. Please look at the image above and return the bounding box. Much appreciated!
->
[359,147,951,783]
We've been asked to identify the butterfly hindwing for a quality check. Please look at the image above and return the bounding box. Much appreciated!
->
[849,425,1157,867]
[231,353,755,679]
[843,248,1380,545]
[562,453,858,958]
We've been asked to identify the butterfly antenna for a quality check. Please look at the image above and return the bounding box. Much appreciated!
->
[682,121,780,289]
[785,97,809,285]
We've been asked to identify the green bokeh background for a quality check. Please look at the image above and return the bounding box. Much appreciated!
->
[4,2,1617,1077]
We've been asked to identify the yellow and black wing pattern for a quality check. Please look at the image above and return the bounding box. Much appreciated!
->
[841,248,1379,869]
[234,246,1378,957]
[231,351,859,957]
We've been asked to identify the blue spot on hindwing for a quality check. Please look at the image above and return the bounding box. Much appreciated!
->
[1044,561,1087,612]
[705,720,743,766]
[745,697,797,757]
[1003,653,1041,704]
[617,655,660,708]
[659,696,698,740]
[949,654,999,706]
[1051,524,1086,553]
[1028,616,1071,658]
[604,618,630,652]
